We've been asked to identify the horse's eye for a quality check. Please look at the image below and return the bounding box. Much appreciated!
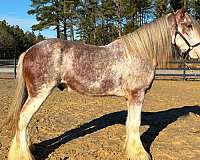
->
[187,24,193,29]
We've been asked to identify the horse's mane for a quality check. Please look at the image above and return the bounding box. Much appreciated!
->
[122,14,173,67]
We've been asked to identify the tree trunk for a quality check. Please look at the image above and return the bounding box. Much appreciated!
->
[63,18,67,40]
[70,18,74,41]
[55,0,60,38]
[132,14,135,29]
[56,20,60,38]
[116,3,122,37]
[93,17,96,44]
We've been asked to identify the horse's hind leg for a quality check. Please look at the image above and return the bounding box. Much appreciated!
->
[125,89,151,160]
[8,86,53,160]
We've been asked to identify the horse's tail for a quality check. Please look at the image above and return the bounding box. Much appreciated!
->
[4,52,28,136]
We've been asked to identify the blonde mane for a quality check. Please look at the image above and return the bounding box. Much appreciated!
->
[122,14,173,67]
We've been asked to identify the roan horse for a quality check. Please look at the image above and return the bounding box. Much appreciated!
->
[5,9,200,160]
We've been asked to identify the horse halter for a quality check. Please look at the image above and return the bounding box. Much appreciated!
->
[174,26,200,59]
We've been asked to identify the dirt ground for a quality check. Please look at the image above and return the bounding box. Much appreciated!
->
[0,76,199,160]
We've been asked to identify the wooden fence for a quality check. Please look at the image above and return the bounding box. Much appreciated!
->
[0,59,17,79]
[0,48,17,79]
[155,61,200,80]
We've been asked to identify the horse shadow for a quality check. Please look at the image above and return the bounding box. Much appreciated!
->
[33,105,200,160]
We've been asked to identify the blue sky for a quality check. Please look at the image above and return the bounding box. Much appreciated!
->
[0,0,56,38]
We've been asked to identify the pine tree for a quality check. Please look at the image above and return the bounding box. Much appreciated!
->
[0,20,44,58]
[188,0,200,21]
[28,0,62,38]
[0,20,15,48]
[155,0,168,17]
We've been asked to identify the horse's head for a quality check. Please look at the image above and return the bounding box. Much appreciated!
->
[170,8,200,59]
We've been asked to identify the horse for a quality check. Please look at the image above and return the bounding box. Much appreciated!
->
[5,8,200,160]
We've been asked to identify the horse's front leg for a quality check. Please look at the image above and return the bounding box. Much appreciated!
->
[125,89,151,160]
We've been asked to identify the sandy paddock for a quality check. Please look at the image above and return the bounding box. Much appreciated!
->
[0,77,199,160]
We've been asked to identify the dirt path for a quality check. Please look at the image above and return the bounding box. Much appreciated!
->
[0,79,199,160]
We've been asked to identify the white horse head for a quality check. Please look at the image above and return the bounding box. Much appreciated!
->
[172,8,200,59]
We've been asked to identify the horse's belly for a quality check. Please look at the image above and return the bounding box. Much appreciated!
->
[63,75,123,96]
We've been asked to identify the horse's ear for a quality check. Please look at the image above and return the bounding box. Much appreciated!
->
[174,8,186,23]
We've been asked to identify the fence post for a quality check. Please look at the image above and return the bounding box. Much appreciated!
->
[183,60,186,80]
[14,47,17,79]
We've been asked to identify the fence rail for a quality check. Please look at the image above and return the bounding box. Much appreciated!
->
[155,68,200,80]
[155,61,200,80]
[1,59,200,80]
[0,48,17,78]
[0,59,15,66]
[0,59,17,78]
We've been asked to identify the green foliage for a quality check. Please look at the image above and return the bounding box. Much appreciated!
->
[170,0,184,11]
[28,0,200,45]
[0,20,45,58]
[187,0,200,20]
[28,1,58,29]
[155,0,168,17]
[0,20,15,48]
